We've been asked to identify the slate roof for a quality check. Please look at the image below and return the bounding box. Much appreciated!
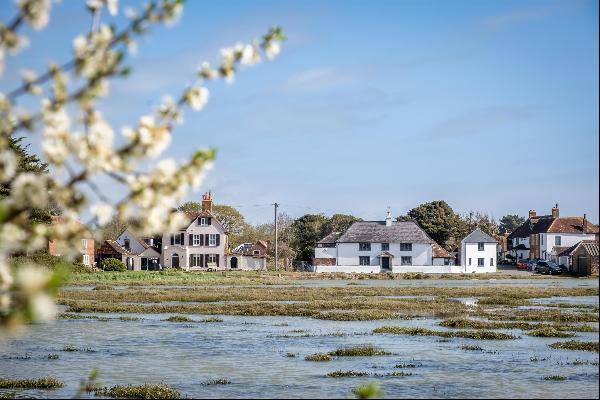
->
[514,244,529,250]
[432,243,453,258]
[335,221,434,244]
[100,240,135,255]
[318,232,342,244]
[558,240,599,257]
[461,229,498,244]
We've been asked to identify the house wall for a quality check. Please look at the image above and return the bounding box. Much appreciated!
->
[432,257,454,266]
[116,229,146,254]
[336,242,432,266]
[161,217,226,270]
[541,233,596,259]
[315,246,337,259]
[228,255,266,271]
[460,242,497,273]
[572,247,599,275]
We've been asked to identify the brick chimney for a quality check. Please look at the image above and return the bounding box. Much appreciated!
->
[528,210,536,219]
[583,213,587,233]
[385,207,393,227]
[551,203,559,218]
[201,191,213,213]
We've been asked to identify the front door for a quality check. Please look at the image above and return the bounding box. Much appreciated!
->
[381,257,390,270]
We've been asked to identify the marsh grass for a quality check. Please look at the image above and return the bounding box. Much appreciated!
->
[47,354,59,360]
[0,377,64,389]
[548,341,599,353]
[119,316,141,321]
[373,326,516,340]
[285,352,297,358]
[202,379,231,385]
[395,363,421,368]
[305,353,332,361]
[328,346,390,357]
[385,371,413,377]
[62,345,96,352]
[93,285,115,290]
[327,370,369,378]
[164,315,194,323]
[439,318,597,333]
[200,317,223,323]
[543,375,567,381]
[92,383,180,399]
[351,381,382,399]
[527,327,575,338]
[460,345,484,351]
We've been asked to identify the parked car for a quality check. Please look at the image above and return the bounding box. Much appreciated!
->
[516,260,528,270]
[535,260,562,275]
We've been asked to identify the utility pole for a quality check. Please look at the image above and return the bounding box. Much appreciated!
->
[273,202,279,271]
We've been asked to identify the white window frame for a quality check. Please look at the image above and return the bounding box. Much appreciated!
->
[82,254,89,266]
[81,239,87,249]
[191,254,202,267]
[193,235,201,246]
[478,258,485,267]
[381,243,389,251]
[478,242,484,251]
[200,217,208,226]
[359,242,371,251]
[359,256,370,266]
[555,236,561,246]
[209,234,217,246]
[401,256,412,266]
[400,243,412,252]
[173,234,182,245]
[208,254,217,263]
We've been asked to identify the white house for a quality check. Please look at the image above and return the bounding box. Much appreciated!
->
[459,229,498,273]
[161,192,228,271]
[227,241,268,271]
[114,227,161,270]
[314,210,440,273]
[508,205,598,263]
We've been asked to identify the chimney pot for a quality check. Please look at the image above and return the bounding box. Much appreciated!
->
[201,191,213,213]
[528,210,536,219]
[551,204,559,218]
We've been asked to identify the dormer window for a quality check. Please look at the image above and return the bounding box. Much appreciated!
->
[478,242,484,251]
[200,217,208,226]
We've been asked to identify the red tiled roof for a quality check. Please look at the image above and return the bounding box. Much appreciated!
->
[558,240,599,257]
[432,243,452,258]
[547,217,599,234]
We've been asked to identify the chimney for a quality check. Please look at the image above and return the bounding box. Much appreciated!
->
[201,191,213,213]
[551,203,559,218]
[385,207,393,227]
[583,213,587,234]
[528,210,536,219]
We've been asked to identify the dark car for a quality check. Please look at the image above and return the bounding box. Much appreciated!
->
[535,261,562,275]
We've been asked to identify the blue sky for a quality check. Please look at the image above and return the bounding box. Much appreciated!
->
[2,0,598,224]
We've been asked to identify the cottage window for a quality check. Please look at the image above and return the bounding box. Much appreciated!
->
[82,254,89,266]
[478,242,484,251]
[468,258,472,266]
[555,236,561,246]
[199,217,207,225]
[401,256,412,266]
[381,243,389,251]
[478,258,485,266]
[193,235,201,246]
[208,254,217,264]
[191,254,202,267]
[444,258,451,266]
[209,234,217,246]
[124,238,130,250]
[253,250,260,255]
[490,258,494,266]
[541,235,544,245]
[82,239,87,249]
[359,243,371,251]
[173,235,182,245]
[359,256,370,266]
[400,243,412,251]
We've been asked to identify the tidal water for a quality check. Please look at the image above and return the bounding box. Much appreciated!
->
[1,279,598,399]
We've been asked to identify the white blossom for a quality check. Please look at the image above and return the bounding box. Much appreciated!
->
[265,40,281,60]
[10,173,48,208]
[29,293,57,322]
[198,62,218,80]
[19,0,51,31]
[15,264,50,295]
[91,202,114,226]
[240,44,260,65]
[0,150,17,182]
[105,0,118,16]
[184,86,209,111]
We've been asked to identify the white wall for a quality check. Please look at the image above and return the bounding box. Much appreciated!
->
[315,246,337,259]
[336,242,433,267]
[460,242,497,273]
[542,233,596,259]
[315,265,465,274]
[116,229,146,254]
[433,258,454,266]
[228,255,266,271]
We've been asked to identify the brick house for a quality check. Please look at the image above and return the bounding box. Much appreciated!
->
[557,240,599,275]
[48,216,95,268]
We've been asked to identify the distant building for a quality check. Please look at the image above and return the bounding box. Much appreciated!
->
[557,240,599,275]
[48,216,94,268]
[161,192,228,271]
[459,229,498,273]
[508,205,598,262]
[227,241,268,270]
[432,243,455,266]
[96,227,161,270]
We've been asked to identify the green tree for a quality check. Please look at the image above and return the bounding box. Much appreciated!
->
[398,201,464,251]
[323,213,361,234]
[499,214,526,234]
[462,211,500,239]
[290,214,328,262]
[102,258,126,272]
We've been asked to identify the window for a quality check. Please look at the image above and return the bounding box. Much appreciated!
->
[253,250,260,255]
[478,258,484,266]
[193,235,201,246]
[468,258,472,266]
[173,234,182,245]
[359,256,370,266]
[82,254,89,265]
[208,254,217,264]
[359,243,371,251]
[541,235,544,245]
[191,254,202,267]
[400,243,412,251]
[401,256,412,266]
[208,234,217,246]
[555,236,561,246]
[478,242,484,251]
[490,258,494,266]
[381,243,389,251]
[444,258,451,266]
[200,217,208,225]
[124,238,130,250]
[81,239,87,249]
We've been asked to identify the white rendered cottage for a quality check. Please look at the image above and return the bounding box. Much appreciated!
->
[314,210,437,273]
[459,229,498,273]
[161,192,228,271]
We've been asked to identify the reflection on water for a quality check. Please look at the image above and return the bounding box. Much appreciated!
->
[1,281,598,399]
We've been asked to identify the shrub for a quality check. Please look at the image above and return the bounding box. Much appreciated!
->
[93,384,180,399]
[0,377,64,389]
[549,341,599,353]
[305,353,332,362]
[102,258,127,272]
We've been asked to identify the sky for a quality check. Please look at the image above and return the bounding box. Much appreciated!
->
[1,0,599,224]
